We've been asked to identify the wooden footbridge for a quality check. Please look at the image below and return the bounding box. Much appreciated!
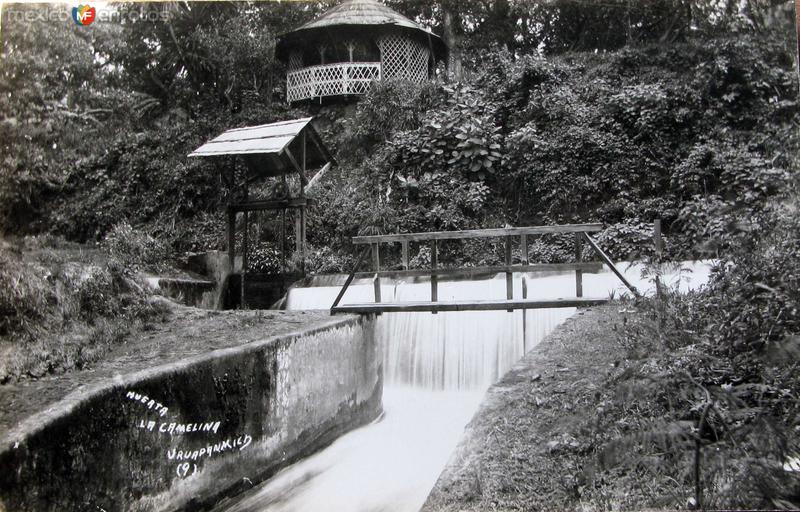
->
[330,223,641,315]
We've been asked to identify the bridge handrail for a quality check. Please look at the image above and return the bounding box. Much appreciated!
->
[331,223,644,314]
[351,223,602,244]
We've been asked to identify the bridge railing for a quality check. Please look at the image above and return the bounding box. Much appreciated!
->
[330,223,641,314]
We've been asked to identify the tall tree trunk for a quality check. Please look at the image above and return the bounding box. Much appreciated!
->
[442,4,463,81]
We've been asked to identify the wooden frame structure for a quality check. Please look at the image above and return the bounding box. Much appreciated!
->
[189,117,334,308]
[330,223,640,315]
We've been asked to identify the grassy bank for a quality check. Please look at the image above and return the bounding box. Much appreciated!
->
[425,298,799,511]
[0,232,171,382]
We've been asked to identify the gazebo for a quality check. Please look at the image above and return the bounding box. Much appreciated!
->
[275,0,447,103]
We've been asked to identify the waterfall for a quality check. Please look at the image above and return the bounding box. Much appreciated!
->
[287,275,575,391]
[286,262,713,391]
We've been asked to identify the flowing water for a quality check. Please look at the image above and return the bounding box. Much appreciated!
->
[216,261,714,512]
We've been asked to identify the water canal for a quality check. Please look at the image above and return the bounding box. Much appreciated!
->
[215,262,713,512]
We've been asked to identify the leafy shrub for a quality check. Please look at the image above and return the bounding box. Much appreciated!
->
[102,221,169,272]
[607,197,800,509]
[0,249,50,336]
[387,85,504,182]
[248,243,282,274]
[352,80,442,145]
[303,245,353,275]
[596,221,663,260]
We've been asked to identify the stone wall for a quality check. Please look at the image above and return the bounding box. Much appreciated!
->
[0,315,381,511]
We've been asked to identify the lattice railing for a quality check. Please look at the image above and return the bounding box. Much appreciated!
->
[286,62,382,103]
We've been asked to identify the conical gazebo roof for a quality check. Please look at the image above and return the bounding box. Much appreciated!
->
[295,0,427,32]
[276,0,447,61]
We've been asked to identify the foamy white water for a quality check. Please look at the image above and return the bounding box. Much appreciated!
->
[219,387,483,512]
[217,261,714,512]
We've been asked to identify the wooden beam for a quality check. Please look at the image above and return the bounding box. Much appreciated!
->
[401,241,409,270]
[306,124,336,165]
[352,223,603,244]
[582,233,641,297]
[520,234,528,265]
[304,162,332,194]
[331,297,610,314]
[231,198,311,212]
[351,262,603,280]
[331,246,370,310]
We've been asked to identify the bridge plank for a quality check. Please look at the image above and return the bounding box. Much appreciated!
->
[331,297,609,314]
[351,223,603,244]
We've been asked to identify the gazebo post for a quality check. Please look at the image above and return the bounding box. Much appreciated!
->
[300,131,308,275]
[241,185,249,309]
[227,156,236,273]
[281,208,287,293]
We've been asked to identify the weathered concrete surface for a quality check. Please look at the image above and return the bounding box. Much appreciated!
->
[0,313,381,512]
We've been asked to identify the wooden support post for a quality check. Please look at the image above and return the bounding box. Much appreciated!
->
[522,275,528,353]
[295,212,302,254]
[372,244,381,304]
[241,210,249,309]
[654,219,663,299]
[505,235,513,312]
[575,232,583,298]
[226,156,236,273]
[281,209,286,273]
[520,234,528,265]
[401,241,409,270]
[654,219,663,258]
[431,240,438,313]
[372,243,380,271]
[373,273,381,304]
[227,207,235,272]
[301,207,306,276]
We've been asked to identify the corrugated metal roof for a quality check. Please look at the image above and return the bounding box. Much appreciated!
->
[293,0,427,33]
[188,117,313,157]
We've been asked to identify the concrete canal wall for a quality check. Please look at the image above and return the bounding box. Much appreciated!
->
[0,314,381,512]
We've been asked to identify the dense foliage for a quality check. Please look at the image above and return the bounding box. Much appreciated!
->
[603,194,800,508]
[306,31,797,269]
